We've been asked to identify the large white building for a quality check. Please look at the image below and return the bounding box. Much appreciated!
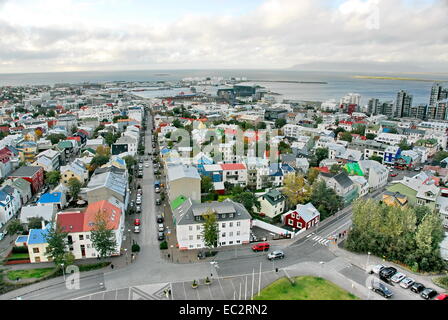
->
[173,198,251,250]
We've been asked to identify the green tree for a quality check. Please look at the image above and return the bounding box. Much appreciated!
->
[233,192,261,215]
[63,252,75,267]
[275,118,287,129]
[44,221,69,266]
[333,127,346,137]
[282,173,311,209]
[201,210,219,253]
[201,175,214,194]
[307,167,320,185]
[90,211,117,259]
[6,219,24,235]
[340,131,353,143]
[310,181,343,220]
[256,122,267,130]
[398,139,412,151]
[434,150,448,163]
[68,178,82,200]
[172,119,183,128]
[369,156,383,163]
[47,133,66,145]
[352,125,366,136]
[47,110,56,117]
[45,170,61,186]
[310,148,329,167]
[365,133,376,140]
[123,155,137,174]
[27,217,44,230]
[90,154,110,168]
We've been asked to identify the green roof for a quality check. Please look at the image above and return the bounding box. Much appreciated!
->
[386,183,417,204]
[58,140,73,149]
[171,195,188,210]
[344,163,364,176]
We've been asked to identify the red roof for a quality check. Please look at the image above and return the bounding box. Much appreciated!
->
[339,121,353,125]
[57,212,85,233]
[0,126,9,133]
[67,136,81,142]
[220,163,246,171]
[315,167,330,173]
[84,200,121,231]
[225,129,237,135]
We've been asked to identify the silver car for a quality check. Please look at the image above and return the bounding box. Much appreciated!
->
[391,272,406,283]
[267,250,285,260]
[400,277,415,289]
[368,264,385,275]
[158,224,164,232]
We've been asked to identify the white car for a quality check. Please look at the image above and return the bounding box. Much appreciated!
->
[158,224,164,232]
[0,232,5,241]
[145,163,150,168]
[400,277,415,289]
[134,226,140,233]
[391,272,406,283]
[368,264,385,275]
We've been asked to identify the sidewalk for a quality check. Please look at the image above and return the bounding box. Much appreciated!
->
[328,241,447,293]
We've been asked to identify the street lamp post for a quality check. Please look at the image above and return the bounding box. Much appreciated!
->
[319,261,324,278]
[61,263,65,281]
[366,251,371,271]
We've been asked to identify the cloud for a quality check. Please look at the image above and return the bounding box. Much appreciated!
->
[0,0,447,73]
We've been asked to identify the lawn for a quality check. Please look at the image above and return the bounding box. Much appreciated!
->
[7,268,55,281]
[433,276,448,290]
[254,276,359,300]
[7,253,30,261]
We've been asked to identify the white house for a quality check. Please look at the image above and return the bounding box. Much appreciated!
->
[173,198,251,250]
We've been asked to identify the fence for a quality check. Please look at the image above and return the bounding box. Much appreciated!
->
[252,219,297,239]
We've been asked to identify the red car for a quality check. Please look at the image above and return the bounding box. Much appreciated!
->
[390,173,398,177]
[134,219,141,226]
[252,242,270,252]
[435,293,448,300]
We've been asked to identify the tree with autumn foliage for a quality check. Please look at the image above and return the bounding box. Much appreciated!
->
[282,173,311,209]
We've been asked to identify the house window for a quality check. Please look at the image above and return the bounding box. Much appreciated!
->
[196,225,201,230]
[197,235,201,240]
[297,222,302,228]
[189,226,193,231]
[236,240,241,244]
[288,219,293,226]
[33,248,39,253]
[229,222,233,227]
[229,241,233,245]
[291,213,295,218]
[222,223,226,228]
[189,235,193,241]
[237,222,241,227]
[229,232,233,237]
[237,231,240,236]
[86,235,90,239]
[79,235,84,241]
[222,233,226,238]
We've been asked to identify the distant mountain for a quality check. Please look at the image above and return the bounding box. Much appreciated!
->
[289,61,447,74]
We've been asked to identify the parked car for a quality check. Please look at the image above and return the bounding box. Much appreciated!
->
[379,267,397,282]
[136,205,141,213]
[414,167,422,171]
[134,226,140,233]
[371,282,393,298]
[130,200,135,208]
[156,198,161,206]
[435,293,448,300]
[155,187,161,193]
[421,288,438,300]
[390,173,398,177]
[400,277,415,289]
[158,232,165,241]
[267,250,284,261]
[158,224,164,232]
[410,282,426,294]
[134,219,141,226]
[252,242,270,252]
[0,232,5,241]
[136,198,142,205]
[368,264,385,275]
[145,163,150,168]
[156,215,164,223]
[391,272,406,283]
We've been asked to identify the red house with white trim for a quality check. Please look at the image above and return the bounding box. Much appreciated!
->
[282,203,320,231]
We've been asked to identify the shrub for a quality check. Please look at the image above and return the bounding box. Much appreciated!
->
[77,262,110,272]
[12,246,28,254]
[131,244,140,253]
[160,241,168,250]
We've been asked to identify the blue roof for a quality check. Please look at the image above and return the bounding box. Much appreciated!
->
[269,164,283,177]
[16,235,28,243]
[161,148,171,155]
[27,227,50,245]
[0,191,9,203]
[37,192,63,204]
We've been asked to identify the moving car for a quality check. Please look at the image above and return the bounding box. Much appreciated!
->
[252,242,270,252]
[435,293,448,300]
[158,224,164,232]
[156,215,164,223]
[134,226,140,233]
[158,232,165,241]
[134,219,141,226]
[400,277,415,289]
[371,282,393,298]
[156,198,161,206]
[421,288,438,300]
[410,282,425,294]
[391,272,406,283]
[145,163,150,168]
[267,250,284,261]
[368,264,385,275]
[0,232,5,241]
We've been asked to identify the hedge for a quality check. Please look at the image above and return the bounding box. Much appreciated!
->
[11,246,28,254]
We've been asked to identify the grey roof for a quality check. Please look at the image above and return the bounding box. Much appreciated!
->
[10,166,43,177]
[174,198,251,226]
[297,203,320,222]
[20,203,56,224]
[167,164,200,183]
[87,167,127,196]
[280,154,296,163]
[333,172,354,189]
[10,178,31,193]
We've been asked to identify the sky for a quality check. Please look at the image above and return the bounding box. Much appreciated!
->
[0,0,446,74]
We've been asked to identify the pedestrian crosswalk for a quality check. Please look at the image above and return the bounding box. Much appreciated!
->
[310,235,331,246]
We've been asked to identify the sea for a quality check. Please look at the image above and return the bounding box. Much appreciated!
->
[1,69,448,105]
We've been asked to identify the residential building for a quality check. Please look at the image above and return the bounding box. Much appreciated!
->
[282,203,320,231]
[60,158,89,186]
[221,163,248,187]
[166,164,201,203]
[172,198,251,250]
[85,166,129,208]
[8,166,44,194]
[20,203,56,224]
[33,149,61,172]
[320,171,358,205]
[254,189,286,219]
